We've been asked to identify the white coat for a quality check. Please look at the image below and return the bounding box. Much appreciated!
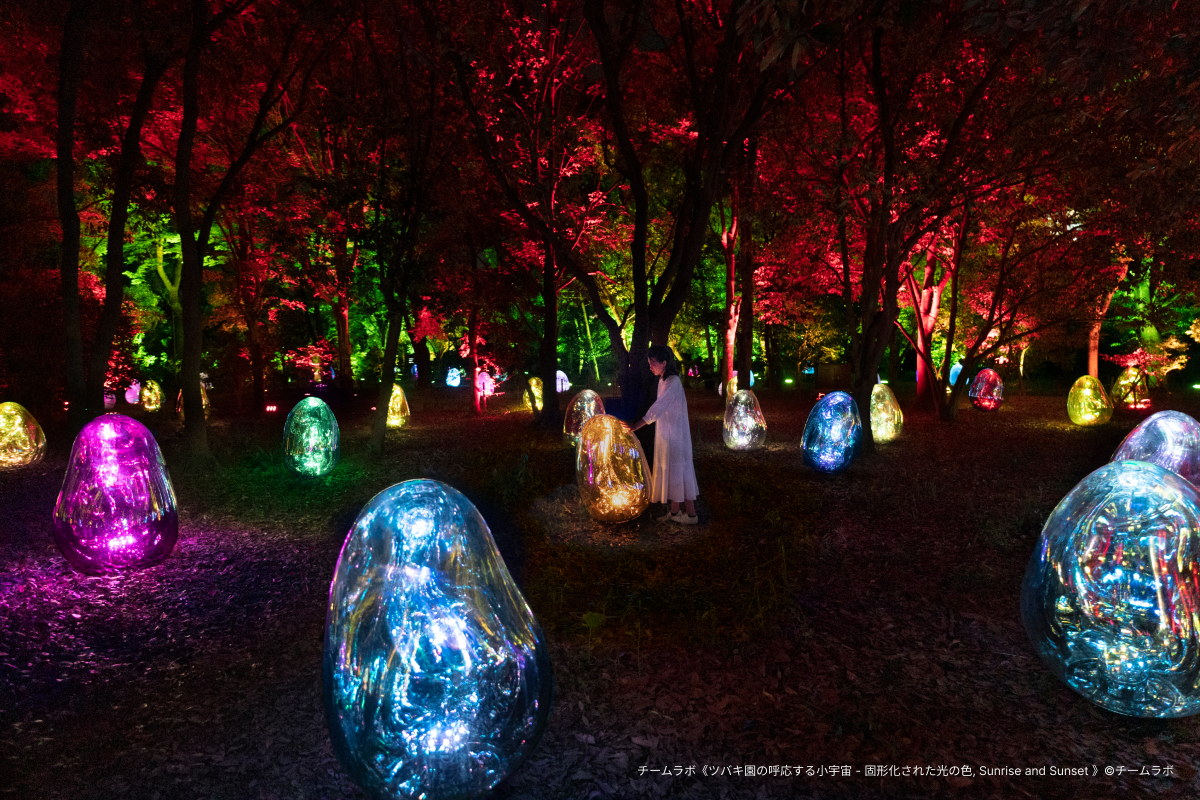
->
[642,374,699,503]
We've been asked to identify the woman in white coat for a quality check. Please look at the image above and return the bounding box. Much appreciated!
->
[630,345,699,524]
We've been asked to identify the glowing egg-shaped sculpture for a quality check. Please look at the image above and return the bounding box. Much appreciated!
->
[723,389,766,451]
[283,397,339,477]
[175,385,210,419]
[555,370,570,392]
[870,383,903,443]
[801,391,861,475]
[140,380,163,412]
[52,414,178,575]
[0,401,47,469]
[324,479,553,799]
[523,377,543,412]
[104,392,116,410]
[446,367,463,388]
[1110,410,1200,486]
[563,389,604,447]
[1022,460,1200,717]
[475,371,495,397]
[1067,375,1114,426]
[949,363,963,387]
[124,381,141,405]
[719,373,738,399]
[576,414,650,522]
[969,368,1004,411]
[387,384,410,428]
[1112,366,1150,410]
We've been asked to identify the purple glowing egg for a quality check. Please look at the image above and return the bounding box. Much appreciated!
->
[1111,410,1200,486]
[53,413,178,575]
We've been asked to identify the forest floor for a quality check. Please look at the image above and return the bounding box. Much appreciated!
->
[4,384,1200,800]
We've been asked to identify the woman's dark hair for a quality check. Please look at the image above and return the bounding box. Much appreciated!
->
[647,344,680,378]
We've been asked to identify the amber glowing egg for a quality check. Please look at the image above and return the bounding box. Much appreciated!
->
[175,385,211,419]
[0,402,46,470]
[969,368,1004,412]
[575,414,650,523]
[1067,375,1114,426]
[140,380,163,412]
[563,389,605,447]
[386,383,410,428]
[870,383,903,443]
[523,377,543,412]
[723,389,766,451]
[1112,367,1150,410]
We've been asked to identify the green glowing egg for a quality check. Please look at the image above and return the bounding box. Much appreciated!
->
[283,397,339,476]
[1067,375,1113,426]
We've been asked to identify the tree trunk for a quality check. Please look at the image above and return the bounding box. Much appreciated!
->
[57,0,92,427]
[537,236,561,426]
[246,319,266,414]
[735,137,757,387]
[333,295,353,390]
[368,309,403,456]
[468,307,482,414]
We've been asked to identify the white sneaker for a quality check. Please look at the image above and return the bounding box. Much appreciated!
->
[671,513,698,525]
[656,509,676,522]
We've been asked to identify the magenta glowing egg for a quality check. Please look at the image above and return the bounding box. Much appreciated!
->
[53,413,178,575]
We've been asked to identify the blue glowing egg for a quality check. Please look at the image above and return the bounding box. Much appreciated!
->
[801,391,861,474]
[949,363,963,387]
[446,367,463,388]
[1111,410,1200,487]
[324,480,553,798]
[1022,460,1200,717]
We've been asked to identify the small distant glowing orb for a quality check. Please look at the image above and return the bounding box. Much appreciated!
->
[124,381,141,405]
[446,367,463,388]
[140,380,163,412]
[283,397,339,477]
[969,368,1003,411]
[556,370,571,392]
[324,479,553,799]
[1111,410,1200,486]
[719,373,738,399]
[784,378,794,384]
[387,384,410,428]
[576,414,651,522]
[1022,460,1200,717]
[523,377,544,412]
[52,413,178,575]
[175,384,211,419]
[410,363,418,378]
[949,363,963,387]
[1067,375,1113,426]
[104,392,116,410]
[801,391,861,474]
[870,383,903,443]
[563,389,605,447]
[723,389,766,451]
[1112,366,1151,410]
[0,402,47,469]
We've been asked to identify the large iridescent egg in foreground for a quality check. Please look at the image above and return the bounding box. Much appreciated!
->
[0,401,47,469]
[283,397,339,477]
[324,480,553,799]
[869,383,903,443]
[1022,460,1200,717]
[1067,375,1114,426]
[1112,366,1150,410]
[723,389,766,451]
[576,414,650,522]
[1110,410,1200,486]
[801,391,861,475]
[52,414,178,575]
[387,384,410,428]
[969,368,1004,411]
[563,389,604,447]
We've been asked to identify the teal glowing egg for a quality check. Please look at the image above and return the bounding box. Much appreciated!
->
[283,397,339,476]
[1022,460,1200,717]
[801,391,861,474]
[324,479,553,799]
